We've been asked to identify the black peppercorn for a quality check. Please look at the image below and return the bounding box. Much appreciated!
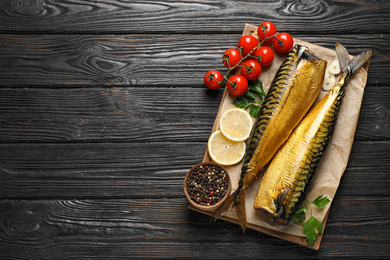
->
[186,164,229,206]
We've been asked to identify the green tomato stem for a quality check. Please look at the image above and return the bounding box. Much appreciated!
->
[220,32,277,87]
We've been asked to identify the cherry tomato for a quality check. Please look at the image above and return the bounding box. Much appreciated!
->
[226,75,248,96]
[241,59,262,81]
[254,46,274,66]
[204,70,223,90]
[257,21,277,43]
[238,35,259,57]
[273,32,294,53]
[222,48,242,69]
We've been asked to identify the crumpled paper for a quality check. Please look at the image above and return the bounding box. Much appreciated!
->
[197,24,370,249]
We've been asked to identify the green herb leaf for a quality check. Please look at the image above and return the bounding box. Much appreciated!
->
[244,90,257,100]
[249,81,266,97]
[302,215,323,246]
[249,105,261,117]
[291,206,306,223]
[312,195,331,209]
[232,98,251,109]
[232,80,265,117]
[292,194,330,247]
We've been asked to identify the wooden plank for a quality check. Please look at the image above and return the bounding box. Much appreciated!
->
[0,87,222,143]
[0,0,389,34]
[0,141,388,198]
[0,197,388,258]
[356,85,390,140]
[0,34,388,86]
[0,142,205,198]
[0,86,387,143]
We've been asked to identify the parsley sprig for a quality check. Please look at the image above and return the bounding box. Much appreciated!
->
[291,195,331,246]
[232,81,266,117]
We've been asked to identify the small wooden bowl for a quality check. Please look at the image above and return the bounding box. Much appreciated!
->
[184,161,232,212]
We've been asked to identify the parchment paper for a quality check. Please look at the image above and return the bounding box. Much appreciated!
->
[193,24,370,249]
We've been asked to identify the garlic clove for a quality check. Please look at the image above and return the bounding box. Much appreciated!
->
[328,59,341,75]
[322,71,336,91]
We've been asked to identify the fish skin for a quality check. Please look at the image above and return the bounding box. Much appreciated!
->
[253,43,373,225]
[212,44,327,232]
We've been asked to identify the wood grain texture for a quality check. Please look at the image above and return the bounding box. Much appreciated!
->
[357,85,390,140]
[0,142,205,198]
[0,197,388,259]
[0,0,389,34]
[0,0,388,257]
[0,86,388,143]
[0,34,388,86]
[0,141,388,198]
[0,87,222,143]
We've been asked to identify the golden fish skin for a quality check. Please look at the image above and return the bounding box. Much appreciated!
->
[254,43,373,225]
[240,45,327,189]
[213,44,327,232]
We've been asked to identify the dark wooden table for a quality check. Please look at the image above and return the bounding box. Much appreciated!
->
[0,0,389,258]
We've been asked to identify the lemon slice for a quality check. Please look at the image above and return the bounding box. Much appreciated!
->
[220,108,253,142]
[208,130,246,166]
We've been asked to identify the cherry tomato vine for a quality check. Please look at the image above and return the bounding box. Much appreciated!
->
[204,21,294,97]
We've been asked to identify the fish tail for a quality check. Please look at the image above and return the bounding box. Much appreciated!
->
[234,192,247,232]
[211,189,247,232]
[335,42,373,75]
[211,189,238,221]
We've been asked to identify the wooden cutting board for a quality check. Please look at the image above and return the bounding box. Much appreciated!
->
[188,23,370,250]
